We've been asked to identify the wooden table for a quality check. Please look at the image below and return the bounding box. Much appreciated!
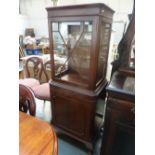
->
[19,112,58,155]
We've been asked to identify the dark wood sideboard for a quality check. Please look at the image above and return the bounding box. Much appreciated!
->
[100,2,135,154]
[101,69,135,155]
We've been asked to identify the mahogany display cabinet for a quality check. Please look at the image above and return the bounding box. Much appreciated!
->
[46,3,114,151]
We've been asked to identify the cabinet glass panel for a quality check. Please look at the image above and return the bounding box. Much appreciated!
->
[96,22,111,85]
[51,21,92,88]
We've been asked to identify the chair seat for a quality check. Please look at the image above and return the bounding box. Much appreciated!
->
[19,78,40,88]
[32,83,50,101]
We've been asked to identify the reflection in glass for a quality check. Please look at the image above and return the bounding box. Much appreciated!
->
[52,22,59,31]
[96,22,111,85]
[51,21,92,88]
[129,35,135,68]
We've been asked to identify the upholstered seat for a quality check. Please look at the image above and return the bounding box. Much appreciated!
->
[32,83,50,101]
[19,78,40,88]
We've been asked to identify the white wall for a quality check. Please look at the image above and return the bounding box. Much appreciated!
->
[20,0,134,39]
[20,0,49,37]
[19,15,30,35]
[19,0,78,37]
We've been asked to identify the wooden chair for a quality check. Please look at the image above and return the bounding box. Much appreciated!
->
[31,60,51,103]
[19,56,46,88]
[19,46,25,59]
[19,84,36,116]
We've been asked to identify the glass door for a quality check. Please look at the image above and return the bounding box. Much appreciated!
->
[51,21,93,89]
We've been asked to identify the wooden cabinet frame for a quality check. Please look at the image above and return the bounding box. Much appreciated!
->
[46,3,114,152]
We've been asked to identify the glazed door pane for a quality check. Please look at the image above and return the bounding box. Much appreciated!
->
[96,22,111,85]
[51,21,92,88]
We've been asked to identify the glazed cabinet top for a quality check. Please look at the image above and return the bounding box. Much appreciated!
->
[46,3,114,91]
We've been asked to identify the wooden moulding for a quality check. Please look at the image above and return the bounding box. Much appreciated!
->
[46,3,114,18]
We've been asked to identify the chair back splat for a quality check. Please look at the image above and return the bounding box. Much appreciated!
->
[25,56,48,83]
[44,60,52,82]
[31,60,52,102]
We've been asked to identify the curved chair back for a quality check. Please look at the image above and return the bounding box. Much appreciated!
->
[19,84,36,116]
[25,56,48,83]
[30,60,51,102]
[19,46,25,59]
[44,60,52,82]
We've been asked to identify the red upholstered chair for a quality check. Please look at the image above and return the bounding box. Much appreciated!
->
[19,56,47,88]
[31,60,51,103]
[19,84,36,116]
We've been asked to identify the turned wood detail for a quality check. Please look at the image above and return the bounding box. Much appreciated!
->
[19,84,36,116]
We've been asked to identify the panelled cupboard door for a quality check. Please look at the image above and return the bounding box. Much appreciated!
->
[52,94,96,140]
